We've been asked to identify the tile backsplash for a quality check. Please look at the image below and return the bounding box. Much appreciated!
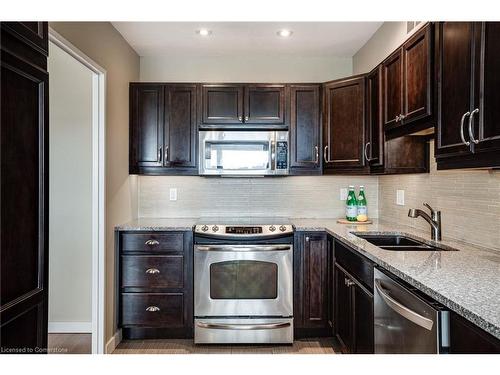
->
[138,176,379,219]
[379,141,500,251]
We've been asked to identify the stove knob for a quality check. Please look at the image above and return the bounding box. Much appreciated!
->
[201,225,208,232]
[279,225,287,232]
[269,225,276,232]
[212,225,219,232]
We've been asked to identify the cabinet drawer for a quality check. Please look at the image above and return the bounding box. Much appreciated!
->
[121,232,184,253]
[121,255,184,288]
[122,293,184,326]
[335,240,374,291]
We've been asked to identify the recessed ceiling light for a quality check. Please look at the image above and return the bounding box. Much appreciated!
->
[277,29,293,38]
[196,29,212,37]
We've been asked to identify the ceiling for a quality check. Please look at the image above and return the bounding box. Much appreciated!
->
[112,22,383,57]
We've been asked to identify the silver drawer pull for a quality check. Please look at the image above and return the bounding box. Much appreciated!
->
[196,322,291,330]
[146,306,160,312]
[145,268,160,274]
[145,239,159,246]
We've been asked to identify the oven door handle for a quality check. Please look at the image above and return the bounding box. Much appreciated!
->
[195,245,291,252]
[196,321,291,330]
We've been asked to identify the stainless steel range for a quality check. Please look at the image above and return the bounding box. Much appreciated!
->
[194,218,294,344]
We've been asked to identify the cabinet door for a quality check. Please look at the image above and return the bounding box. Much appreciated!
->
[402,24,432,124]
[200,84,243,124]
[130,84,164,169]
[1,44,48,351]
[450,312,500,353]
[164,85,197,168]
[302,233,329,328]
[244,84,286,124]
[334,264,354,352]
[472,22,500,154]
[382,49,403,129]
[435,22,474,159]
[352,282,374,353]
[1,22,48,55]
[290,85,321,172]
[366,67,383,167]
[324,76,366,170]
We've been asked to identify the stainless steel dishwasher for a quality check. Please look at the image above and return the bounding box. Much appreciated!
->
[374,268,450,353]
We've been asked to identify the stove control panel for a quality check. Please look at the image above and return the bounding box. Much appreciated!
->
[194,224,294,237]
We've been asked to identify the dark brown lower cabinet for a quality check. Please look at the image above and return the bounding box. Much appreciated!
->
[118,231,193,339]
[1,21,49,353]
[450,312,500,354]
[294,232,332,338]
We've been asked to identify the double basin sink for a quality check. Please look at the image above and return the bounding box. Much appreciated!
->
[353,233,458,252]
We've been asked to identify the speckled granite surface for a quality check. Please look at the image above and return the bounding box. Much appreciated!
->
[293,218,500,340]
[115,218,197,231]
[115,217,500,339]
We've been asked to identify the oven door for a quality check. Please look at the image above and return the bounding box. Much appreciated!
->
[194,244,293,317]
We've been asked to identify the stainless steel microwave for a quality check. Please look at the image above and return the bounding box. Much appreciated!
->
[199,130,289,176]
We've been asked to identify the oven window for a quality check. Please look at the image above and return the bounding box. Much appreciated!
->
[204,141,269,170]
[210,260,278,299]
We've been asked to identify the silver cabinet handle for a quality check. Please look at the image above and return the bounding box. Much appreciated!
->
[146,306,160,312]
[395,115,400,122]
[305,236,310,242]
[145,268,160,274]
[323,145,330,163]
[345,278,355,287]
[196,321,291,331]
[165,146,169,162]
[196,245,291,252]
[314,145,319,164]
[364,142,371,162]
[157,147,162,162]
[400,114,405,121]
[238,116,242,122]
[468,108,480,144]
[460,111,471,146]
[375,280,434,331]
[145,239,159,246]
[245,116,249,122]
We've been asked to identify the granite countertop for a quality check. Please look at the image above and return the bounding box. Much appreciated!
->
[115,217,500,339]
[293,218,500,340]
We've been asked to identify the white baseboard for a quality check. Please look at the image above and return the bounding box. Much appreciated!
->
[105,329,122,354]
[48,321,92,333]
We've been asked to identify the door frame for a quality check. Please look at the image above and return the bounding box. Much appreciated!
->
[48,28,106,354]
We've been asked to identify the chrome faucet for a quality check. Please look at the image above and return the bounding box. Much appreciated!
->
[408,203,442,241]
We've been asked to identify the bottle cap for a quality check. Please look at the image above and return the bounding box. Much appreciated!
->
[348,185,354,189]
[359,185,364,189]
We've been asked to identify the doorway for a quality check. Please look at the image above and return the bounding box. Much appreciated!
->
[47,30,106,354]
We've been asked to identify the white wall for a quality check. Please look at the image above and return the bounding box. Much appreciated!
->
[140,55,353,82]
[48,41,93,330]
[353,22,424,74]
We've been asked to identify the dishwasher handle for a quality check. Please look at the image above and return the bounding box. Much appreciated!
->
[375,279,434,331]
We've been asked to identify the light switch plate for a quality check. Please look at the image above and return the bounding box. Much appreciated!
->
[169,188,177,201]
[396,190,405,206]
[340,188,348,201]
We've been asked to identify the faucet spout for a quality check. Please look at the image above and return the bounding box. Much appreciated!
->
[407,204,442,241]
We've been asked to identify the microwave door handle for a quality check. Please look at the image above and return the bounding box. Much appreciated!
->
[270,140,276,170]
[375,280,434,331]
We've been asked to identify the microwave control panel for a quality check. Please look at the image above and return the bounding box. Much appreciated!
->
[276,141,288,170]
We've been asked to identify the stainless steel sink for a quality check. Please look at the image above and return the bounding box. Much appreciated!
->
[353,233,458,252]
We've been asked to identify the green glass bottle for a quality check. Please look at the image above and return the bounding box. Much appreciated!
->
[357,185,368,221]
[345,185,358,221]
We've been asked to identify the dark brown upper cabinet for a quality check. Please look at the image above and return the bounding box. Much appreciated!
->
[383,24,433,136]
[366,66,430,175]
[323,76,367,173]
[200,84,243,124]
[199,83,287,128]
[130,83,198,175]
[289,84,321,174]
[436,22,500,170]
[244,84,286,124]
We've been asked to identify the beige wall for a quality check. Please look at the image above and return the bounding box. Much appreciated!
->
[138,176,378,219]
[48,41,93,327]
[352,22,424,74]
[140,55,353,82]
[49,22,140,344]
[379,142,500,251]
